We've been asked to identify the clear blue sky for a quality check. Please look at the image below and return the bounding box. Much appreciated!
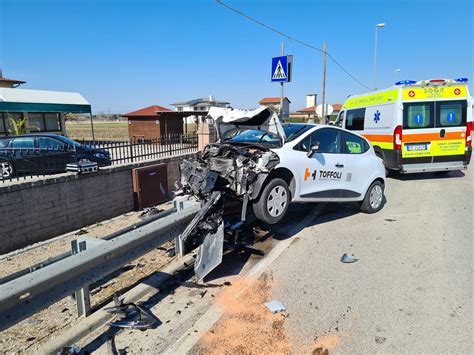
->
[1,0,473,114]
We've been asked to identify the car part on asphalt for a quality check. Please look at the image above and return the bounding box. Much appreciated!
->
[264,300,287,313]
[65,160,99,173]
[106,295,159,330]
[340,253,359,263]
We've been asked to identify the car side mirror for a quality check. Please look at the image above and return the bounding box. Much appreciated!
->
[307,141,320,157]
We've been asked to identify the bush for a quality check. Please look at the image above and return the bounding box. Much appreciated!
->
[285,117,305,123]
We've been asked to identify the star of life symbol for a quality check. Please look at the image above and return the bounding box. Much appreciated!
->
[272,60,287,80]
[374,110,381,123]
[408,90,415,97]
[454,88,461,95]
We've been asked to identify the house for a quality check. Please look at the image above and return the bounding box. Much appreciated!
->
[0,80,91,137]
[258,97,291,118]
[123,104,189,139]
[0,74,25,88]
[171,95,230,112]
[329,104,342,122]
[171,95,230,124]
[296,103,342,123]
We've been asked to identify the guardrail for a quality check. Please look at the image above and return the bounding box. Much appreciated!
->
[0,198,200,332]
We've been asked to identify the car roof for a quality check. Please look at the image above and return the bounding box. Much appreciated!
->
[0,133,63,139]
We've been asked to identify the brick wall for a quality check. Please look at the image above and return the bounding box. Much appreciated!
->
[0,153,194,254]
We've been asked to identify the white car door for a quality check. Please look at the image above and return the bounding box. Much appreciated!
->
[340,130,374,199]
[292,127,348,200]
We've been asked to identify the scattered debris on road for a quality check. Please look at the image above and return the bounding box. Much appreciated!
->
[264,300,287,314]
[340,253,359,263]
[177,107,283,280]
[106,295,159,330]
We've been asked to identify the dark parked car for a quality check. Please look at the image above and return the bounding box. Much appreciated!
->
[0,134,111,179]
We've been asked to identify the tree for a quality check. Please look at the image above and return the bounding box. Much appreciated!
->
[8,115,28,135]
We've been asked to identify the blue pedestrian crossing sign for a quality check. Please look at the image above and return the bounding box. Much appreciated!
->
[271,55,292,83]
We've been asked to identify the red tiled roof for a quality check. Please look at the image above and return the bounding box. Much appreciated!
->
[296,103,343,113]
[123,105,173,117]
[259,97,291,104]
[297,105,317,113]
[0,77,26,85]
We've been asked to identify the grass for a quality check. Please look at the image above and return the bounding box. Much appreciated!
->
[66,121,198,141]
[66,121,129,141]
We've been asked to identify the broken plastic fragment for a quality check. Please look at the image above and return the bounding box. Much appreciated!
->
[264,300,286,313]
[340,253,359,263]
[106,295,159,330]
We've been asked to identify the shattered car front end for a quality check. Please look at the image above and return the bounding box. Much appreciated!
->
[177,107,284,280]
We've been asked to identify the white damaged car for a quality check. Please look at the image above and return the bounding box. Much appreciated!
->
[178,107,386,278]
[181,106,386,224]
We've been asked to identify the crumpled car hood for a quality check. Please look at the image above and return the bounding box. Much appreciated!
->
[208,106,286,145]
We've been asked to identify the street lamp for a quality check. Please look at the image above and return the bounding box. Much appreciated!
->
[394,68,401,82]
[373,22,385,90]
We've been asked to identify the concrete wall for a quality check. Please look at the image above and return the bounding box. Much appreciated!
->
[0,153,193,254]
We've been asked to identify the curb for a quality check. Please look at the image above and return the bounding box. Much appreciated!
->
[37,253,196,354]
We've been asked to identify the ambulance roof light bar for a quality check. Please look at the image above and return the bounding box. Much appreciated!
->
[395,80,416,85]
[455,78,468,82]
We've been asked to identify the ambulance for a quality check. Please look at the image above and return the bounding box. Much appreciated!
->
[335,78,472,173]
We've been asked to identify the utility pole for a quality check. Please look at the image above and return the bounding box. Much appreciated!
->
[280,42,284,122]
[321,41,327,124]
[373,23,385,90]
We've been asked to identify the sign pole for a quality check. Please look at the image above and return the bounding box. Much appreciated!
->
[321,41,327,124]
[280,42,285,122]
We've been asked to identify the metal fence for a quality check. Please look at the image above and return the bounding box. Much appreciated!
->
[80,133,198,165]
[0,133,197,183]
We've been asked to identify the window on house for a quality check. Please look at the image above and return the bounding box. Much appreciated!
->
[27,112,61,132]
[28,113,46,131]
[0,114,6,134]
[1,113,22,135]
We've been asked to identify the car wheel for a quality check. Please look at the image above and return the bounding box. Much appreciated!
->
[252,178,290,224]
[360,180,384,214]
[0,161,14,179]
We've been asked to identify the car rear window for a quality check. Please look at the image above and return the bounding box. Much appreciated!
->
[342,131,369,154]
[0,139,10,148]
[345,108,365,130]
[436,100,466,127]
[403,102,434,129]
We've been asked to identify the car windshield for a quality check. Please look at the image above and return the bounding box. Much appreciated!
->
[223,124,313,146]
[224,129,281,146]
[283,124,313,142]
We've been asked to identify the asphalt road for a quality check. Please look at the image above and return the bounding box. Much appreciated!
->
[268,168,473,353]
[80,168,473,354]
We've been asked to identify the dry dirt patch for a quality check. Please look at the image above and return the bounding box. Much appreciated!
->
[194,273,292,354]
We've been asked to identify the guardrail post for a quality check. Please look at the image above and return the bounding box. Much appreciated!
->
[173,196,189,257]
[71,240,91,317]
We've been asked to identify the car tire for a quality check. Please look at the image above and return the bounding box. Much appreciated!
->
[0,161,14,179]
[360,180,384,214]
[252,178,290,224]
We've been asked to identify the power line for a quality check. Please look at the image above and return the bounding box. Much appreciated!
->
[215,0,372,90]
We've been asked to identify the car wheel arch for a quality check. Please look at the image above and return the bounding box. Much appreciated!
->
[252,167,295,201]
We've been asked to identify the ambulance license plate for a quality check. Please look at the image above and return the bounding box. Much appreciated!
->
[406,144,428,151]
